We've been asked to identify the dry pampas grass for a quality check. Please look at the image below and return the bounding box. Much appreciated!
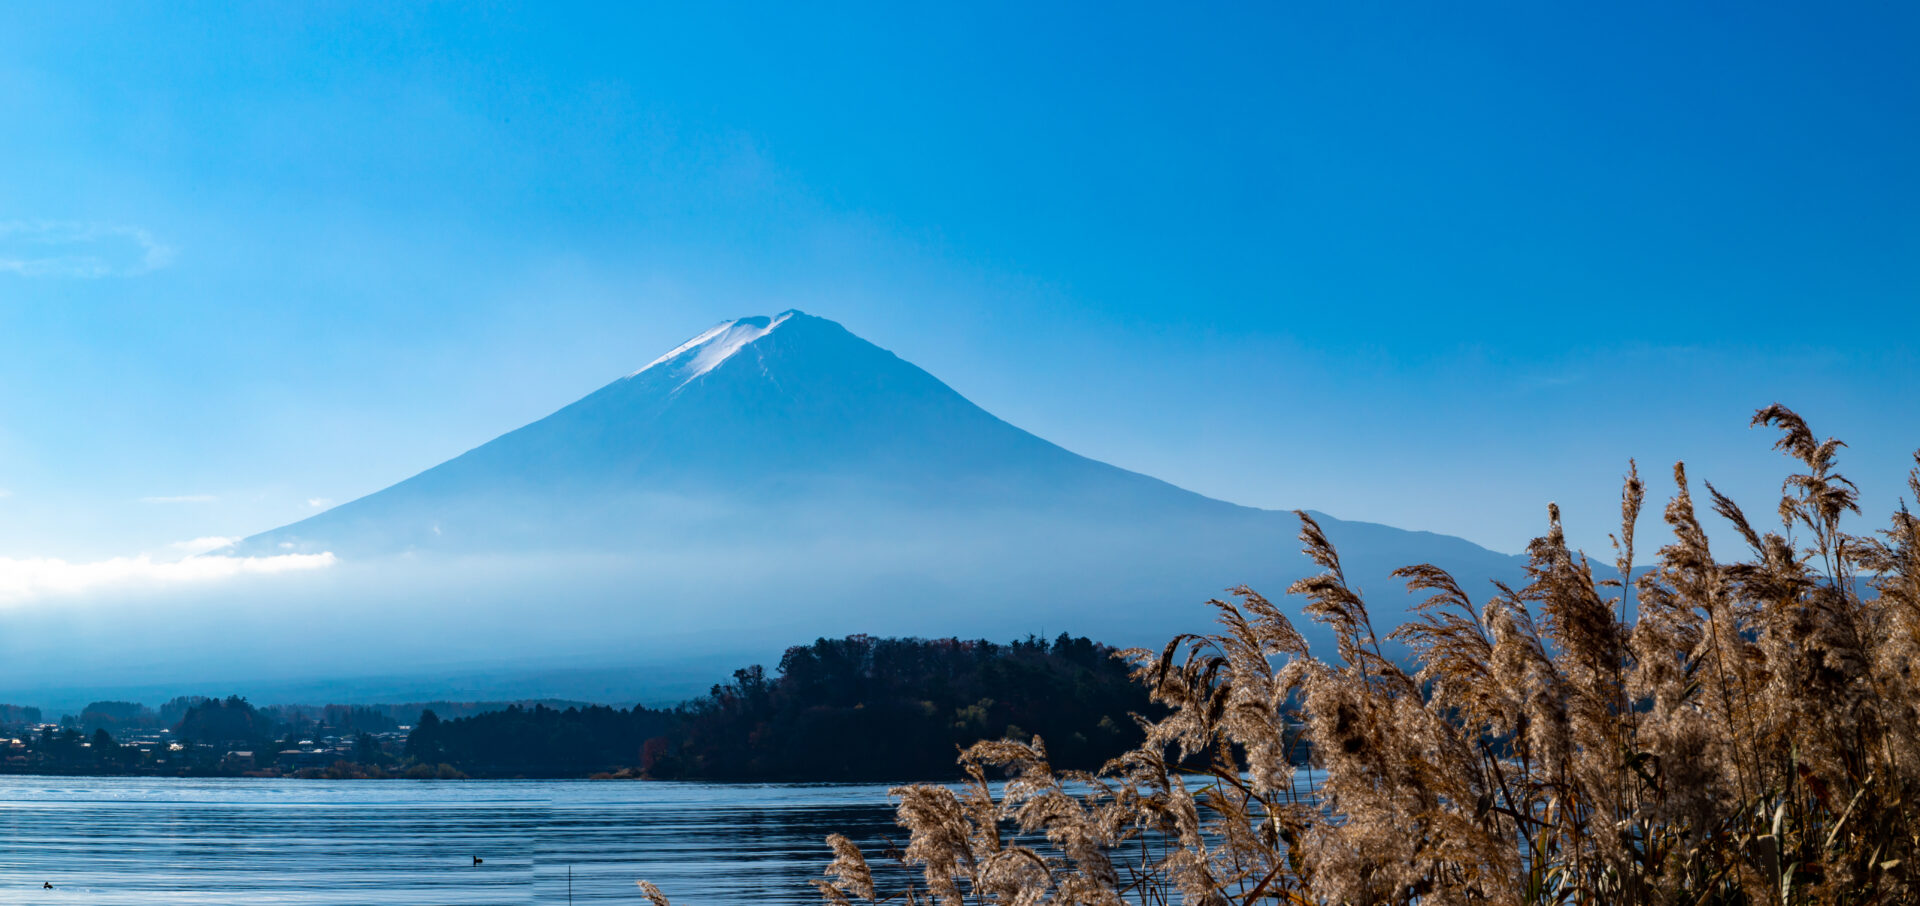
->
[643,405,1919,904]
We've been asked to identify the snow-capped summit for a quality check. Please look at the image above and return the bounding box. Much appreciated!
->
[632,310,799,388]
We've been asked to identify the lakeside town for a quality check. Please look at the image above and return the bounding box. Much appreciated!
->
[0,697,523,778]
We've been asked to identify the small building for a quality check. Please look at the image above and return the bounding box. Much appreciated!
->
[277,748,333,769]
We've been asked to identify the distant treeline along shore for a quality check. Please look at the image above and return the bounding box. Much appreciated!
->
[0,633,1178,781]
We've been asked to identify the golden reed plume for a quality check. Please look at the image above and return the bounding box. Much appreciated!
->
[644,405,1918,904]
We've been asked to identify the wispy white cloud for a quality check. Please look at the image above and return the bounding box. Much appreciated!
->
[0,221,175,278]
[139,494,217,504]
[0,550,334,604]
[306,497,334,509]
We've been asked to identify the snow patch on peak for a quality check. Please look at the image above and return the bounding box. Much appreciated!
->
[636,322,732,375]
[631,311,797,387]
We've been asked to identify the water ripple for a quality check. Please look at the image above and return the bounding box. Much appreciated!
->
[0,776,910,904]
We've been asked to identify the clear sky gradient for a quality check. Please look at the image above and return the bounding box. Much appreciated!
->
[1,2,1915,564]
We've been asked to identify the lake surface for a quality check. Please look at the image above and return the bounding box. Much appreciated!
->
[0,776,914,904]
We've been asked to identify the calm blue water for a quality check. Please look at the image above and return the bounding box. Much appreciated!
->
[0,776,909,904]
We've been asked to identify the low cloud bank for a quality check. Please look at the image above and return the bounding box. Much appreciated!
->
[0,551,335,603]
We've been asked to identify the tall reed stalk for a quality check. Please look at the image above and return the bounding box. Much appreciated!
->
[645,405,1920,905]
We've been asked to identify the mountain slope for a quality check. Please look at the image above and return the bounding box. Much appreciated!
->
[241,311,1242,555]
[232,311,1528,652]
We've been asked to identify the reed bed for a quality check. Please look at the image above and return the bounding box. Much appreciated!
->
[645,405,1919,904]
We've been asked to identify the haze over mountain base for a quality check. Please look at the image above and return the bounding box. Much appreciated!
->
[2,313,1528,711]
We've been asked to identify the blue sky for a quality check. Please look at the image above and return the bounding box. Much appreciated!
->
[1,2,1915,569]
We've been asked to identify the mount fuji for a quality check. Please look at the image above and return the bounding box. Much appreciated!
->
[226,311,1525,654]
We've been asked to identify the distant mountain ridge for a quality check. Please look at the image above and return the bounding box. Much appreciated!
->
[232,311,1528,651]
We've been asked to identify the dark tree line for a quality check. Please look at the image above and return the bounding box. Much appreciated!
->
[5,634,1161,782]
[0,704,42,725]
[404,633,1158,781]
[403,704,678,776]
